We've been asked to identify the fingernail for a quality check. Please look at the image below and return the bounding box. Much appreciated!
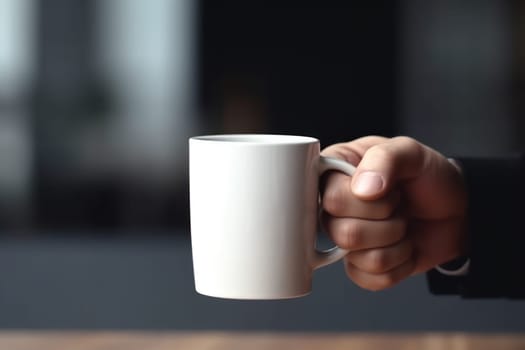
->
[352,171,384,197]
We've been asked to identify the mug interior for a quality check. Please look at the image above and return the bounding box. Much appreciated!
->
[191,134,318,145]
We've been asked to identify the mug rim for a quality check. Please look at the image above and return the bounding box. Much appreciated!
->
[190,134,319,145]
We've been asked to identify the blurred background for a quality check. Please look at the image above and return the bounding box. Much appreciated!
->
[0,0,524,331]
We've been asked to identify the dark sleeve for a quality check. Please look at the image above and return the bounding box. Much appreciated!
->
[427,155,525,298]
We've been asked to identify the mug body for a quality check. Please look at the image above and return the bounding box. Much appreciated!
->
[189,134,320,299]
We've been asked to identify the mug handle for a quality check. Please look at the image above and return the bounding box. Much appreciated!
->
[313,156,356,269]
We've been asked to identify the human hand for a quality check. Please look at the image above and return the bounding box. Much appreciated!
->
[321,136,468,291]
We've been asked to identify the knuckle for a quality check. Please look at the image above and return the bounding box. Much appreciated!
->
[361,282,383,292]
[393,135,419,147]
[322,187,348,216]
[343,220,362,249]
[367,250,389,273]
[393,136,425,160]
[368,144,393,163]
[345,265,358,283]
[374,273,398,291]
[345,264,372,291]
[345,261,394,292]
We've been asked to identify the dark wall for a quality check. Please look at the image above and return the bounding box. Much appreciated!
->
[199,2,399,147]
[26,2,400,232]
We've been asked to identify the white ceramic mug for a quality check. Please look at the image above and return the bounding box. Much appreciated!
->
[189,134,355,299]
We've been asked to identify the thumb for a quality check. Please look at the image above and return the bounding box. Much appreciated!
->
[351,137,429,200]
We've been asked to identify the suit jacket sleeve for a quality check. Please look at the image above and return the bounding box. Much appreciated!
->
[427,155,525,298]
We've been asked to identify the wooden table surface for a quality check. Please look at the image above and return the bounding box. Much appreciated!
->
[0,332,524,350]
